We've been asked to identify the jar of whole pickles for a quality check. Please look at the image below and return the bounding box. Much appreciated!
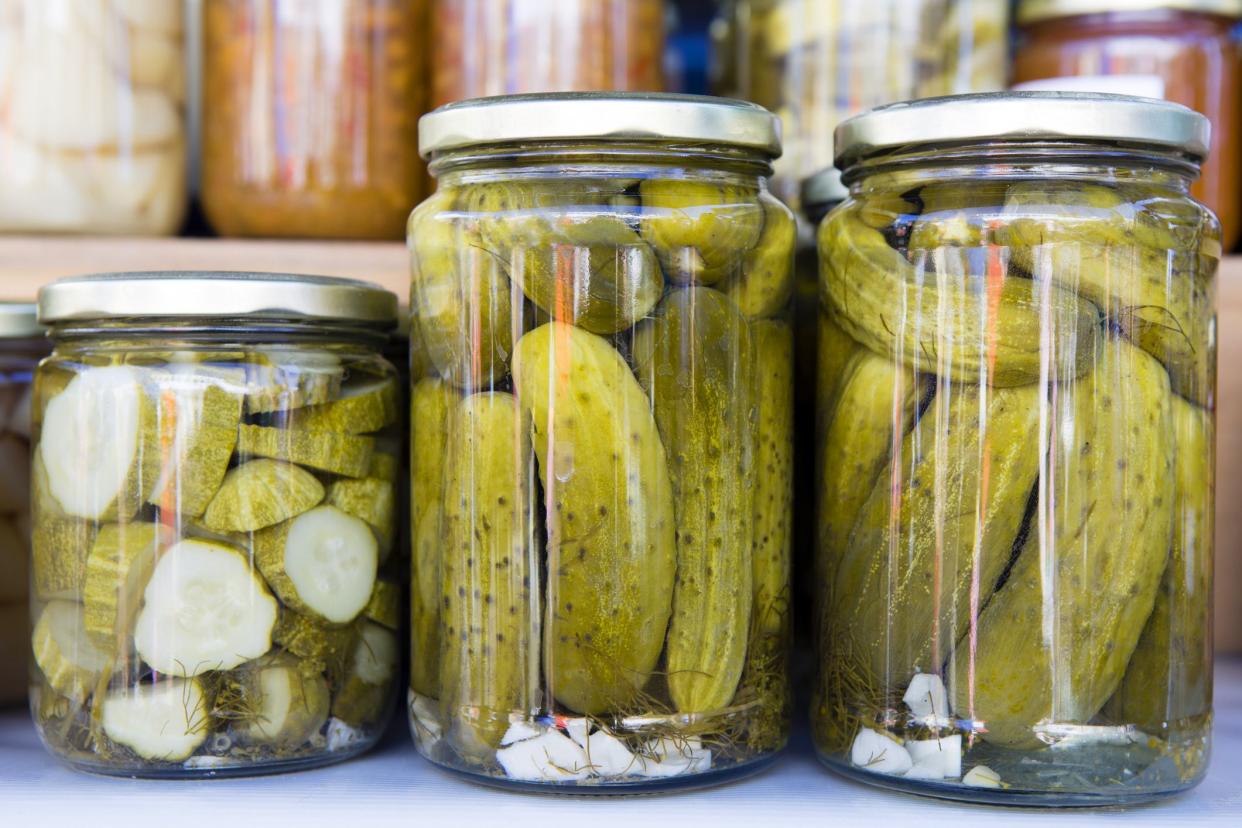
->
[713,0,1009,210]
[1,304,45,706]
[201,0,427,240]
[30,273,403,777]
[407,93,795,791]
[0,0,188,235]
[812,92,1218,805]
[430,0,666,108]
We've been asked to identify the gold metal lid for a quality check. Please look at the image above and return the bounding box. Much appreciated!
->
[39,272,398,327]
[419,92,783,159]
[801,168,849,215]
[0,302,41,338]
[835,92,1210,170]
[1019,0,1242,24]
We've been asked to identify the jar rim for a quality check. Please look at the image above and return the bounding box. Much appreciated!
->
[1018,0,1242,24]
[419,92,783,160]
[38,272,398,328]
[0,302,41,339]
[834,92,1210,171]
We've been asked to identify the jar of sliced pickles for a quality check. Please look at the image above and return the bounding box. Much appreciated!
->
[201,0,427,240]
[1,304,44,706]
[30,273,403,776]
[713,0,1009,210]
[407,93,795,791]
[0,0,188,235]
[812,92,1218,804]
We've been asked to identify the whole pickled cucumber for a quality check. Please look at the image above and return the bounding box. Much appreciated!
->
[409,379,459,699]
[821,214,1099,386]
[952,339,1173,749]
[513,322,676,715]
[1105,396,1213,732]
[1000,182,1193,253]
[639,178,765,285]
[439,392,540,761]
[832,381,1042,686]
[724,197,796,319]
[815,311,863,435]
[632,288,754,714]
[410,188,517,388]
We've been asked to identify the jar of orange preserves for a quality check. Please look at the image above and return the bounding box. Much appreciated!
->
[1014,0,1242,249]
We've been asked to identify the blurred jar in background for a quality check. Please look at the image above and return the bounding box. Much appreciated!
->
[1013,0,1242,250]
[430,0,666,107]
[202,0,427,240]
[713,0,1008,209]
[0,0,188,235]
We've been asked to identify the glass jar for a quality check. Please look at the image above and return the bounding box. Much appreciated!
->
[0,0,188,235]
[1014,0,1242,250]
[429,0,666,107]
[713,0,1009,210]
[1,304,45,707]
[407,93,795,791]
[201,0,427,240]
[30,273,403,777]
[812,92,1218,805]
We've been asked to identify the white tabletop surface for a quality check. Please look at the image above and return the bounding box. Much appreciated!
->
[2,660,1240,828]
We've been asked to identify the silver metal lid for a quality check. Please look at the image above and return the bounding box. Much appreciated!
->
[1019,0,1242,24]
[38,272,398,326]
[801,168,849,215]
[419,92,783,159]
[835,92,1211,170]
[0,302,41,338]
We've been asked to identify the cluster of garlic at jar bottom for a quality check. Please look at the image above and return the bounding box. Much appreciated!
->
[0,0,187,234]
[29,355,402,770]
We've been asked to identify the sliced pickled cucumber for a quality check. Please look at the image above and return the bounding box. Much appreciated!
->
[295,379,400,435]
[82,522,169,647]
[409,379,459,698]
[821,215,1099,386]
[513,322,676,714]
[39,366,155,520]
[639,179,765,284]
[200,459,324,533]
[254,505,378,625]
[230,653,330,748]
[331,621,398,726]
[952,340,1173,749]
[32,600,110,701]
[367,451,399,482]
[1105,396,1213,731]
[362,580,401,631]
[101,678,210,762]
[273,609,356,671]
[133,539,279,677]
[440,392,540,759]
[632,288,753,713]
[143,380,242,517]
[32,516,96,601]
[725,198,796,319]
[243,351,342,415]
[327,477,395,552]
[237,423,374,478]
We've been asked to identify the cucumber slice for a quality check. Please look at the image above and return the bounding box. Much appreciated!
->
[143,380,242,518]
[331,621,397,726]
[82,522,169,646]
[361,580,400,630]
[133,539,278,677]
[243,352,343,415]
[232,654,330,748]
[294,380,399,435]
[32,601,111,700]
[101,678,210,762]
[254,505,378,625]
[326,477,395,552]
[39,367,153,520]
[366,452,399,483]
[272,610,357,667]
[200,459,324,533]
[31,516,96,601]
[236,424,374,478]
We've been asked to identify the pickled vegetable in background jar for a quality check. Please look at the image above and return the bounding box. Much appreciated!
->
[0,0,188,235]
[1014,0,1242,250]
[0,304,45,707]
[813,92,1217,804]
[713,0,1008,209]
[202,0,427,240]
[407,93,795,790]
[31,273,403,776]
[430,0,666,107]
